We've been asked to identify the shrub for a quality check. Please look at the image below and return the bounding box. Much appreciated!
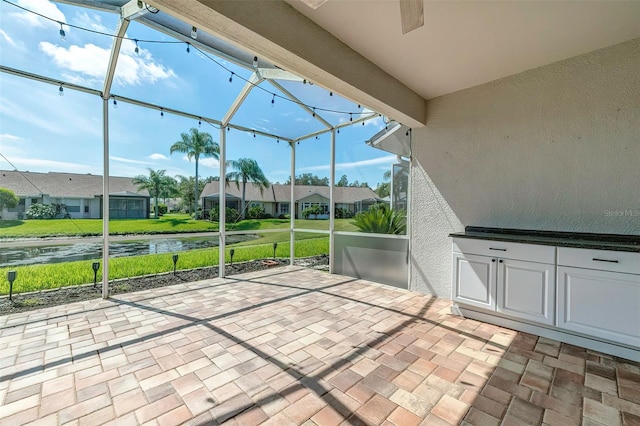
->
[302,205,322,219]
[226,207,240,223]
[0,188,19,213]
[247,206,270,219]
[335,207,353,219]
[353,207,406,234]
[25,203,57,220]
[155,204,168,216]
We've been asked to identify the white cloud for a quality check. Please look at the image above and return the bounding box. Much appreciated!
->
[200,158,220,168]
[148,153,168,160]
[39,41,176,87]
[12,0,66,29]
[299,155,396,172]
[40,42,108,79]
[181,155,219,169]
[74,11,111,34]
[0,29,17,47]
[3,157,99,174]
[0,96,65,134]
[0,133,24,143]
[109,156,151,165]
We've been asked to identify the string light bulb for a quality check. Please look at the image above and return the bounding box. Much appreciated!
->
[271,94,275,107]
[112,97,117,108]
[303,79,307,85]
[198,118,201,126]
[229,72,233,83]
[252,56,258,68]
[329,91,333,97]
[134,39,139,55]
[349,113,352,122]
[190,26,198,39]
[312,108,316,118]
[186,43,190,53]
[58,84,64,96]
[59,22,65,42]
[253,131,256,138]
[160,108,164,118]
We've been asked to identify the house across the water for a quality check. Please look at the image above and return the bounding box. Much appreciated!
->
[201,181,384,219]
[0,170,151,220]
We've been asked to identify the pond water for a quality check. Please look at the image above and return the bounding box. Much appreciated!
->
[0,235,258,267]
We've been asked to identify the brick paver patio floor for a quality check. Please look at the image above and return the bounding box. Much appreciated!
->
[1,266,639,425]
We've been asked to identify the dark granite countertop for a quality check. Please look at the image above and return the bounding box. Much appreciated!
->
[450,227,640,253]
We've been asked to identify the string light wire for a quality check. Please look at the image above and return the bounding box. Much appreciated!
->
[1,0,369,118]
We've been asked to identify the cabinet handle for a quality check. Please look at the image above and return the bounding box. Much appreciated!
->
[592,258,619,264]
[489,248,507,251]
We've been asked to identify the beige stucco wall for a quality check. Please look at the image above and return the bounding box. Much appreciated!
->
[410,38,640,298]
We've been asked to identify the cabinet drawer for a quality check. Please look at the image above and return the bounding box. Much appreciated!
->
[557,247,640,275]
[452,238,555,264]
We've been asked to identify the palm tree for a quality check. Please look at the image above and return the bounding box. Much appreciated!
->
[169,128,219,218]
[226,158,270,219]
[133,168,172,219]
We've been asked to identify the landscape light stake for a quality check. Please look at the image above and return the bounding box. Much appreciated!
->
[172,254,179,275]
[7,270,16,302]
[92,262,100,288]
[229,249,235,268]
[273,242,278,260]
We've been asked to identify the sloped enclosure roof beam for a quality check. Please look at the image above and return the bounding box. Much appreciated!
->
[147,0,427,128]
[102,13,129,98]
[222,72,263,127]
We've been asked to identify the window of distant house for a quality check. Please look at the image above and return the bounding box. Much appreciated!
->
[280,203,289,213]
[8,198,25,212]
[250,202,262,208]
[84,206,89,213]
[31,198,38,204]
[66,205,81,213]
[300,202,329,214]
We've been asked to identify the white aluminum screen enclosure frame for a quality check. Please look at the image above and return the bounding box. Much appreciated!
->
[0,0,407,297]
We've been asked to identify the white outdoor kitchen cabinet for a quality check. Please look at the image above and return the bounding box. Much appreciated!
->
[451,228,640,361]
[453,238,555,325]
[557,247,640,349]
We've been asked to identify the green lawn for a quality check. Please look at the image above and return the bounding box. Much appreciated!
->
[0,214,358,238]
[0,237,329,295]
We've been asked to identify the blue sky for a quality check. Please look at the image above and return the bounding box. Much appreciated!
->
[0,0,395,187]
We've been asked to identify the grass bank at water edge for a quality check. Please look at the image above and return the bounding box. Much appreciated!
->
[0,238,329,295]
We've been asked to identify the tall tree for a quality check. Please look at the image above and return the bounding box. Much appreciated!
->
[170,128,219,218]
[337,175,349,187]
[284,173,329,186]
[159,176,179,203]
[132,169,173,218]
[226,158,270,219]
[175,175,207,213]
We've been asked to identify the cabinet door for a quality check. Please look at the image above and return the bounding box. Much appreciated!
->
[557,266,640,348]
[452,253,496,310]
[497,259,555,325]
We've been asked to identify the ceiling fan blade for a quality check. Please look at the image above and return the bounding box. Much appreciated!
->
[399,0,424,34]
